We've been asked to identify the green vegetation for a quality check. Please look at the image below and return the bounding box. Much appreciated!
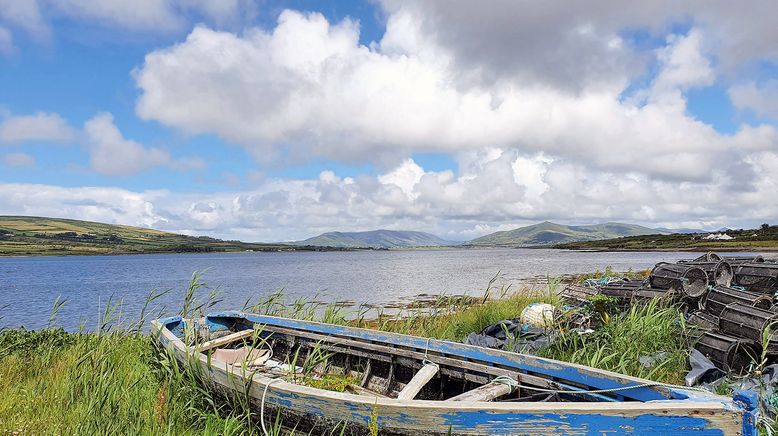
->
[557,223,778,251]
[0,216,343,256]
[466,221,666,247]
[0,272,770,434]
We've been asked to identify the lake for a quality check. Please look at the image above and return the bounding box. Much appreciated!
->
[0,248,762,330]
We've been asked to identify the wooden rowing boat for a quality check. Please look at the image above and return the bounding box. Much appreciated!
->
[151,311,758,435]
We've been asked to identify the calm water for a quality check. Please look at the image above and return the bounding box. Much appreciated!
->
[0,248,760,330]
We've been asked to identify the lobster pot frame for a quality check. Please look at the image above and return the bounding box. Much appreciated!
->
[694,331,758,374]
[688,252,722,263]
[724,255,765,266]
[719,303,778,352]
[703,285,773,317]
[687,311,719,332]
[676,261,733,287]
[686,311,720,345]
[734,263,778,293]
[559,284,600,307]
[599,280,644,306]
[649,263,709,298]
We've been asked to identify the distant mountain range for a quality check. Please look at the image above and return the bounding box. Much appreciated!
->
[295,222,670,248]
[655,227,709,234]
[292,230,457,248]
[465,221,668,247]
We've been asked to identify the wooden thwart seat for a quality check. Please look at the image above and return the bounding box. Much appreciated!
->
[396,363,439,400]
[447,380,514,402]
[211,346,271,366]
[198,329,254,352]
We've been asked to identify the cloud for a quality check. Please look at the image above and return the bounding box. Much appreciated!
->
[0,0,49,41]
[0,0,258,44]
[3,149,778,241]
[51,0,185,33]
[0,26,13,55]
[83,112,193,176]
[0,112,76,143]
[378,1,778,88]
[134,11,778,187]
[729,80,778,120]
[2,152,35,167]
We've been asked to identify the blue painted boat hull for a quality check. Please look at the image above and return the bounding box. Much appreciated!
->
[151,311,758,435]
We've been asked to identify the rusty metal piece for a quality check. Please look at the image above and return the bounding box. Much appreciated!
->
[703,285,773,317]
[676,260,733,287]
[694,331,758,373]
[649,262,709,298]
[734,263,778,293]
[559,284,600,306]
[719,303,778,351]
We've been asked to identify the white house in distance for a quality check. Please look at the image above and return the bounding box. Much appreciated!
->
[704,233,735,240]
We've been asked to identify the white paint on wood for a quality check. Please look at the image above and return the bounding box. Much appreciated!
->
[397,363,438,400]
[197,329,254,352]
[447,381,513,402]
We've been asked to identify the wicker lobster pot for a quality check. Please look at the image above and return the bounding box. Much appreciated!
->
[724,255,765,266]
[676,261,733,287]
[734,263,778,293]
[694,331,758,373]
[649,263,709,298]
[719,302,778,352]
[703,285,773,317]
[559,284,600,306]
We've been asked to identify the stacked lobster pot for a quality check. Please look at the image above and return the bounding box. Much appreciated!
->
[559,252,778,375]
[679,253,778,374]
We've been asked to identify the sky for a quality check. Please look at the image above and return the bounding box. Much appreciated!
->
[1,1,778,242]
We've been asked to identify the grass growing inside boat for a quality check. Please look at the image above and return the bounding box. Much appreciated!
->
[0,270,769,434]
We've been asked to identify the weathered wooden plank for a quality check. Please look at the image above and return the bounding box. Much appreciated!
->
[345,384,388,398]
[447,380,512,402]
[236,313,671,402]
[197,329,253,352]
[262,325,527,385]
[359,359,372,387]
[211,346,270,366]
[397,363,438,400]
[266,324,619,401]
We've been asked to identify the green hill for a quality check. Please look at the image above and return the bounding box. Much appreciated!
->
[466,221,667,247]
[294,229,456,248]
[556,225,778,251]
[0,216,314,256]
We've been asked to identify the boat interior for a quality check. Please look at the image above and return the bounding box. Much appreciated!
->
[162,313,683,404]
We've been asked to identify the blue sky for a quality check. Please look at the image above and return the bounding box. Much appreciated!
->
[1,1,778,241]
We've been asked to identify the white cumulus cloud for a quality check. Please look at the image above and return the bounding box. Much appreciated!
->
[0,112,76,143]
[2,152,35,167]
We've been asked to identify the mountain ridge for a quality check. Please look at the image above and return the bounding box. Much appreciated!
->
[466,221,668,247]
[293,229,456,248]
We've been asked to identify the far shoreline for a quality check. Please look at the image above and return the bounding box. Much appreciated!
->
[2,244,776,258]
